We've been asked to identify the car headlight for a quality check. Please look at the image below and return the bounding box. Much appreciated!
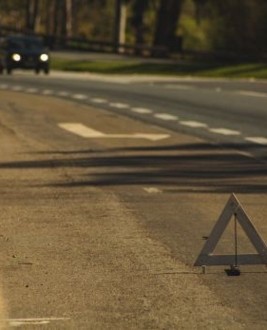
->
[12,53,21,62]
[40,54,49,62]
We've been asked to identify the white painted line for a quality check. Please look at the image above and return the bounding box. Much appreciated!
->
[215,87,222,92]
[12,86,23,91]
[180,121,208,128]
[245,137,267,145]
[58,91,70,97]
[154,113,179,121]
[0,84,8,89]
[72,94,87,100]
[59,123,105,138]
[58,123,170,141]
[143,187,162,194]
[237,91,267,98]
[236,151,254,158]
[131,107,153,114]
[91,98,107,104]
[102,133,170,141]
[209,128,241,136]
[109,102,130,109]
[8,317,69,327]
[42,89,53,95]
[165,84,194,90]
[26,88,38,93]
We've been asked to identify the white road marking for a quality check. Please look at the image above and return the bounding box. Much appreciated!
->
[26,88,38,93]
[154,113,179,121]
[8,317,69,327]
[180,121,208,128]
[0,84,8,89]
[12,86,23,91]
[245,137,267,145]
[131,107,153,114]
[209,128,241,136]
[58,123,170,141]
[42,89,53,95]
[72,94,87,100]
[58,91,70,97]
[236,150,254,158]
[108,133,170,140]
[109,102,130,109]
[237,90,267,98]
[91,98,108,103]
[143,187,162,194]
[215,87,222,92]
[59,123,104,138]
[165,84,194,90]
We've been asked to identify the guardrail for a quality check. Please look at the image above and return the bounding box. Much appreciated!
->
[1,25,266,61]
[0,25,170,58]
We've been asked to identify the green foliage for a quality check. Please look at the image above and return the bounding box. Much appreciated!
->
[179,16,211,50]
[51,56,267,79]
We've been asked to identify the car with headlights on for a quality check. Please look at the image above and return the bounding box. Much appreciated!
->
[0,34,50,74]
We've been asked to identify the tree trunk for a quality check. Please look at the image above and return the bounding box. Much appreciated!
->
[114,0,127,52]
[153,0,184,50]
[132,0,149,47]
[66,0,73,38]
[25,0,39,32]
[52,0,66,38]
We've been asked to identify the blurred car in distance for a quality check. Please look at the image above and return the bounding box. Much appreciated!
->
[0,34,50,74]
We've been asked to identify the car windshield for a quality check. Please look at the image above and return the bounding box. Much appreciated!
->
[8,37,43,51]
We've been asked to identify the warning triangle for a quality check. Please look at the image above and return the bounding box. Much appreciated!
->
[194,194,267,266]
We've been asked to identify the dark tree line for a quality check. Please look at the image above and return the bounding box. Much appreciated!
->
[153,0,184,49]
[0,0,267,54]
[0,0,189,48]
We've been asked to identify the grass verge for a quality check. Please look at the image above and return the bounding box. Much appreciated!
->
[51,57,267,79]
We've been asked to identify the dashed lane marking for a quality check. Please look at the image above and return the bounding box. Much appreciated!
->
[109,102,130,109]
[91,98,108,103]
[3,84,265,151]
[209,128,241,136]
[143,187,162,194]
[8,317,70,327]
[165,84,194,90]
[12,86,23,91]
[72,94,87,100]
[245,137,267,145]
[26,88,38,93]
[131,107,153,114]
[42,89,53,95]
[180,121,208,128]
[154,113,179,121]
[237,91,267,98]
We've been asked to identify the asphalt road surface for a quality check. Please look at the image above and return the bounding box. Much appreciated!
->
[0,69,266,329]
